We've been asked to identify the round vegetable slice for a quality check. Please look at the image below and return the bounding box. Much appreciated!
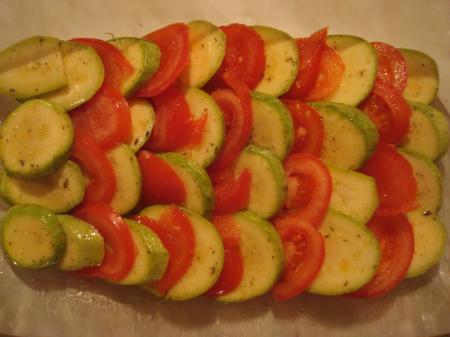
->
[372,42,408,93]
[73,203,135,282]
[359,143,417,216]
[135,23,190,97]
[70,85,132,149]
[271,216,325,301]
[349,214,414,298]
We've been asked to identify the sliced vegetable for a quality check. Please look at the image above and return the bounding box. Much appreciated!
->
[126,98,155,152]
[212,168,251,215]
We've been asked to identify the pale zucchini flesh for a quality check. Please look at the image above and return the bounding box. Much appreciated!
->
[0,160,85,214]
[126,98,155,152]
[0,36,67,99]
[0,99,74,178]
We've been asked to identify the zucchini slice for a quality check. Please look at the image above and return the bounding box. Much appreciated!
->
[126,98,155,152]
[179,20,226,88]
[400,101,449,160]
[406,210,447,278]
[400,48,439,104]
[325,35,378,106]
[311,102,378,170]
[233,145,287,218]
[250,91,294,160]
[308,210,380,295]
[0,99,74,178]
[41,41,104,110]
[216,211,283,302]
[115,219,168,285]
[0,36,67,99]
[107,144,142,215]
[56,215,104,271]
[177,87,225,167]
[1,204,66,268]
[140,205,224,300]
[252,26,299,97]
[109,37,160,96]
[0,160,85,213]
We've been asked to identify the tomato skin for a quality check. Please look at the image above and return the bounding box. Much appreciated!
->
[283,28,328,99]
[305,45,345,101]
[137,151,187,207]
[360,143,417,216]
[206,215,244,297]
[70,86,132,149]
[271,216,325,301]
[186,112,208,148]
[206,23,265,91]
[281,154,332,227]
[282,99,324,156]
[73,203,136,281]
[135,23,190,97]
[349,214,414,297]
[359,79,411,145]
[372,42,408,94]
[133,206,195,295]
[212,169,252,215]
[71,131,116,204]
[143,86,194,152]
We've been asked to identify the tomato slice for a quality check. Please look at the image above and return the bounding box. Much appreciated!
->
[70,85,132,149]
[212,169,252,215]
[134,206,195,295]
[372,42,408,94]
[206,215,244,297]
[280,154,332,227]
[349,214,414,297]
[135,23,190,97]
[208,73,253,174]
[137,150,187,207]
[71,132,116,204]
[283,28,328,99]
[185,112,208,149]
[282,99,324,156]
[271,216,325,301]
[73,203,135,281]
[143,86,194,152]
[206,23,265,91]
[359,79,412,144]
[71,38,133,91]
[305,45,345,101]
[359,143,417,216]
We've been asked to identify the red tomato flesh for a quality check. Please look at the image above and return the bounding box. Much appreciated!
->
[271,216,325,301]
[73,203,135,281]
[137,151,187,207]
[71,132,116,204]
[134,206,195,295]
[349,214,414,297]
[360,143,417,216]
[282,99,324,156]
[283,28,328,99]
[206,215,244,297]
[372,42,408,94]
[135,23,190,97]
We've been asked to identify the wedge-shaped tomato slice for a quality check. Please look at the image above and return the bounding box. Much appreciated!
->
[206,215,244,297]
[206,23,265,91]
[283,28,327,99]
[135,23,190,97]
[73,203,135,281]
[349,214,414,297]
[71,38,134,91]
[280,154,332,227]
[70,85,132,149]
[137,151,186,206]
[360,143,417,216]
[272,216,325,301]
[372,42,408,94]
[359,79,412,144]
[71,131,116,204]
[134,206,195,295]
[282,99,324,156]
